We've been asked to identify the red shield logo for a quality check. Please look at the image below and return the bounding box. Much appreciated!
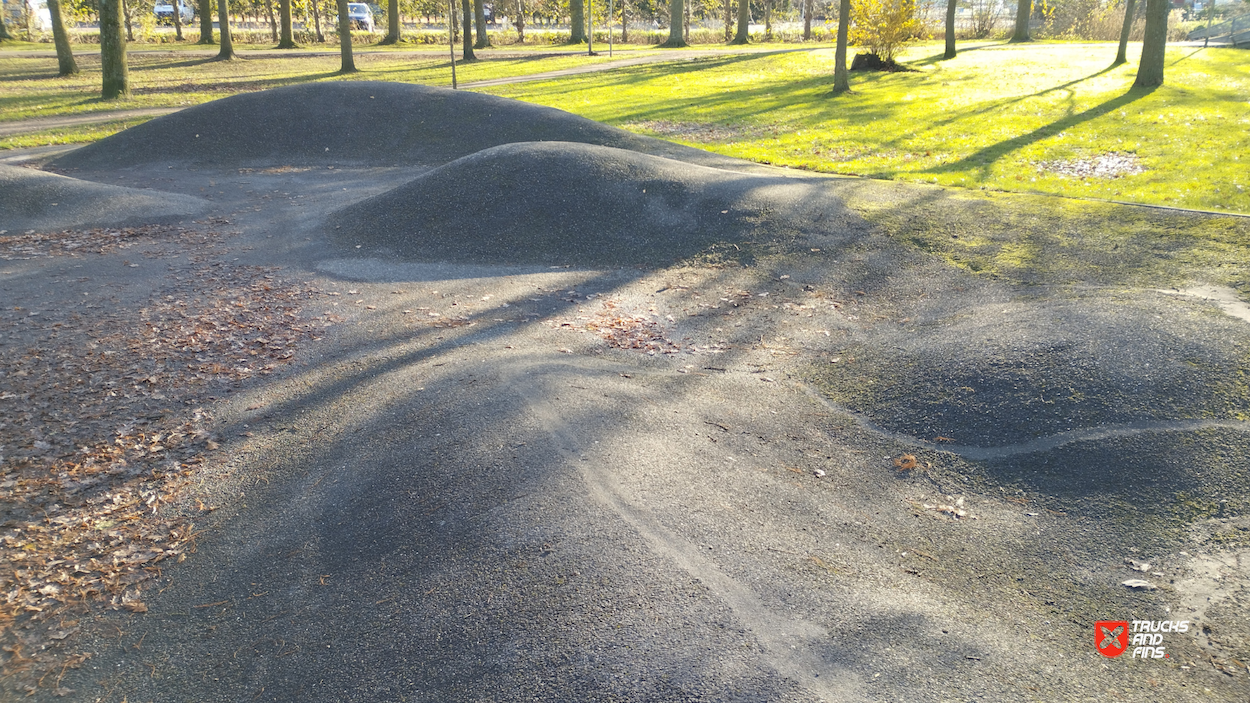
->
[1096,620,1129,657]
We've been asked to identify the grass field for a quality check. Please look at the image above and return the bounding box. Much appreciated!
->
[1,40,1247,215]
[484,42,1250,215]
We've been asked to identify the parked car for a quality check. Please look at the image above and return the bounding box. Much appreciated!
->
[347,2,374,31]
[154,0,195,25]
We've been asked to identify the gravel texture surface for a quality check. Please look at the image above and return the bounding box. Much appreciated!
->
[328,140,867,268]
[0,163,208,231]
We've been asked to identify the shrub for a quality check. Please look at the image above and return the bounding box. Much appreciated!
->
[849,0,926,62]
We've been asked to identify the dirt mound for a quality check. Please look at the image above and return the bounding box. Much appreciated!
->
[0,164,208,231]
[326,141,866,267]
[813,297,1250,448]
[49,82,727,172]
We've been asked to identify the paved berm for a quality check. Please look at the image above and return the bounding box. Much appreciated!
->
[2,82,1249,701]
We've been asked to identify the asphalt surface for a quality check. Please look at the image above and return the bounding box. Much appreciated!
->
[2,82,1249,701]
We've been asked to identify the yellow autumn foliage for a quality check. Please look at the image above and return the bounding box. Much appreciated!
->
[849,0,927,62]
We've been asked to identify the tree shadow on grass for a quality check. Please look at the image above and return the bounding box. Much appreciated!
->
[923,85,1157,178]
[908,41,1008,67]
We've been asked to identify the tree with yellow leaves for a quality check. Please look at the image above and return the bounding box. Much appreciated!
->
[849,0,924,64]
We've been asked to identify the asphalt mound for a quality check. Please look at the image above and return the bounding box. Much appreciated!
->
[326,141,865,267]
[0,164,209,231]
[50,82,730,171]
[813,296,1250,448]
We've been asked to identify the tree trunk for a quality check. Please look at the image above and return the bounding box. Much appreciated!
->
[473,0,489,46]
[684,0,690,42]
[661,0,685,45]
[731,0,749,43]
[216,0,235,58]
[516,0,525,41]
[265,0,278,41]
[381,0,400,43]
[278,0,296,46]
[569,0,585,42]
[803,0,812,40]
[198,0,214,42]
[312,0,324,41]
[1010,0,1031,42]
[764,0,771,40]
[832,0,849,92]
[1133,0,1167,87]
[1114,0,1136,65]
[0,12,11,41]
[461,0,476,58]
[173,0,184,40]
[47,0,79,74]
[621,0,628,42]
[123,0,134,41]
[337,0,356,71]
[100,0,130,99]
[724,0,732,41]
[944,0,956,58]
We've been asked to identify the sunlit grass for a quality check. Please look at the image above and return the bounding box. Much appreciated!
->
[483,41,1250,214]
[0,49,637,124]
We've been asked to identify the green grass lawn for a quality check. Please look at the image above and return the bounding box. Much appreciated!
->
[483,41,1250,215]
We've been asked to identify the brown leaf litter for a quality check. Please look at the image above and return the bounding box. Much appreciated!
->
[0,224,333,696]
[1034,152,1146,180]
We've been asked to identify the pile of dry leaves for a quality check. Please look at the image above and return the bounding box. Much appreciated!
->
[1034,152,1146,180]
[0,224,331,696]
[555,299,682,355]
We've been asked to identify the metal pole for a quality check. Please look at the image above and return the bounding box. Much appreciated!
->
[608,0,614,56]
[448,0,457,88]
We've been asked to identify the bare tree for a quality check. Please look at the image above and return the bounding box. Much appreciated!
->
[216,0,235,58]
[832,0,850,92]
[1133,0,1167,86]
[663,0,687,45]
[123,0,134,41]
[173,0,184,40]
[474,0,490,46]
[337,0,357,71]
[731,0,750,43]
[278,0,298,47]
[47,0,79,74]
[461,0,476,58]
[944,0,957,58]
[100,0,130,99]
[570,0,586,41]
[379,0,401,43]
[1113,0,1137,65]
[1010,0,1031,41]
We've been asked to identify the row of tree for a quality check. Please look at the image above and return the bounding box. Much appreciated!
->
[0,0,1174,101]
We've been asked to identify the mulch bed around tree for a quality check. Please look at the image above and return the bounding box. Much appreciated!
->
[850,53,918,73]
